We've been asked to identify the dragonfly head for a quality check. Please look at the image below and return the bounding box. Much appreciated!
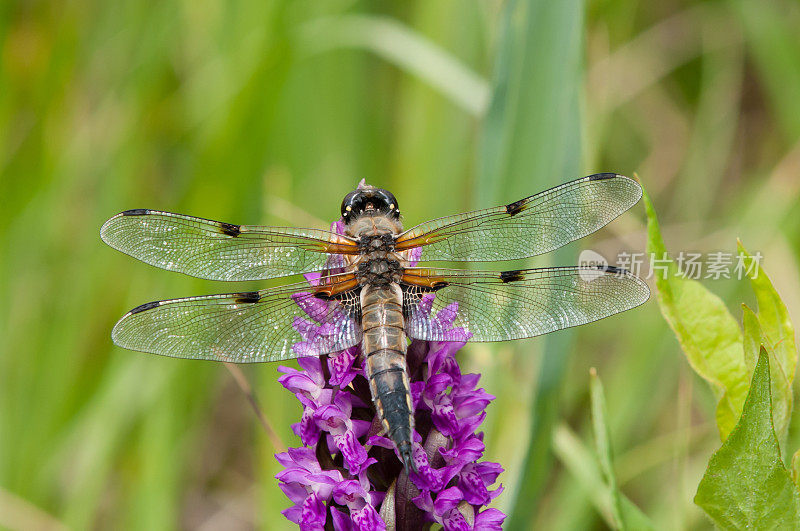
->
[341,185,400,223]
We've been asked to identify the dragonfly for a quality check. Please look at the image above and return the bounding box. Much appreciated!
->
[101,173,649,472]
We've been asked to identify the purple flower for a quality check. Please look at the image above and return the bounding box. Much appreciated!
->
[275,219,505,530]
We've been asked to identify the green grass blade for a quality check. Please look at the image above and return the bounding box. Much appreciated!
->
[734,0,800,142]
[479,0,585,528]
[296,14,489,117]
[590,369,626,530]
[553,424,655,530]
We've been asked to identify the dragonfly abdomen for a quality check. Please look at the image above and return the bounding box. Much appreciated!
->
[360,283,415,472]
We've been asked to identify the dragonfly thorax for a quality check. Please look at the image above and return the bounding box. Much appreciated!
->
[356,257,403,287]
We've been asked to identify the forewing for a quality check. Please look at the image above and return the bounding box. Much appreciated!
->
[111,274,361,362]
[402,266,649,342]
[395,174,642,262]
[101,210,358,281]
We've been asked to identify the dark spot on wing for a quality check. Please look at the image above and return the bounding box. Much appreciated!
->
[500,269,524,283]
[129,301,160,315]
[505,198,526,216]
[313,292,333,301]
[122,209,149,216]
[589,173,616,181]
[234,291,261,304]
[595,264,625,274]
[431,281,449,291]
[219,222,241,237]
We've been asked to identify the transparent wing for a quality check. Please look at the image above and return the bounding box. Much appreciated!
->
[101,210,358,281]
[111,274,361,362]
[402,266,649,342]
[395,174,642,262]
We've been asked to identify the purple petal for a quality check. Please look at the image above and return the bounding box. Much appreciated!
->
[278,482,309,505]
[366,435,394,449]
[474,508,506,530]
[278,371,321,396]
[457,465,491,505]
[416,293,435,316]
[299,493,327,530]
[435,302,460,328]
[283,447,319,469]
[410,381,426,408]
[303,271,322,286]
[332,479,368,508]
[407,245,422,267]
[330,219,346,235]
[455,412,487,439]
[293,316,319,338]
[275,468,313,485]
[351,504,386,531]
[328,346,360,387]
[336,430,372,475]
[408,445,460,492]
[331,508,355,531]
[440,435,485,464]
[282,505,303,524]
[412,490,434,513]
[454,390,495,418]
[306,472,342,499]
[315,404,349,433]
[293,408,320,446]
[424,373,452,398]
[292,292,331,322]
[433,486,463,515]
[456,373,480,392]
[430,400,460,435]
[298,356,324,375]
[474,461,504,485]
[441,509,470,531]
[489,483,504,501]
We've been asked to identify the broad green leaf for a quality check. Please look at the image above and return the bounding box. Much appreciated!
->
[590,368,625,530]
[742,304,792,446]
[643,187,747,440]
[695,349,800,527]
[553,424,655,531]
[739,242,797,436]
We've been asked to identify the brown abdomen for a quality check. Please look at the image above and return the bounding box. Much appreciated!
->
[361,283,415,472]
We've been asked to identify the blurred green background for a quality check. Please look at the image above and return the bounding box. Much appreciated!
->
[2,0,800,529]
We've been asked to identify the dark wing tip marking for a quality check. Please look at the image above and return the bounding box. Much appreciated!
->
[588,173,618,181]
[234,291,261,304]
[129,301,160,315]
[122,208,150,216]
[500,269,525,283]
[219,222,241,237]
[593,264,628,275]
[505,198,526,216]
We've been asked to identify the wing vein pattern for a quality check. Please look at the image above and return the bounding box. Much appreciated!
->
[404,266,650,342]
[111,275,361,362]
[398,174,642,262]
[100,210,356,281]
